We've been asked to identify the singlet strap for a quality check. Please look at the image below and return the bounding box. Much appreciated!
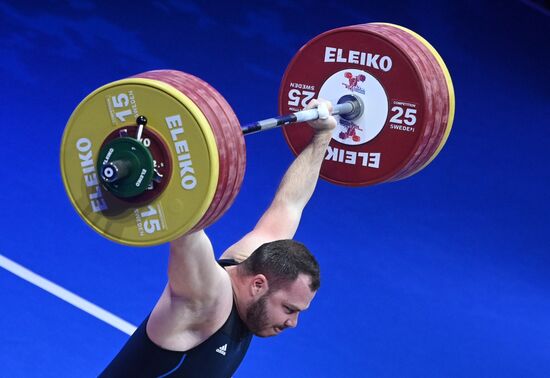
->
[217,258,240,267]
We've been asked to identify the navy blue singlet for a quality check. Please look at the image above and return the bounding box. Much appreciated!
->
[100,259,253,378]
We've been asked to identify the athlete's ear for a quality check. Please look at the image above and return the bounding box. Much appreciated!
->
[250,274,269,297]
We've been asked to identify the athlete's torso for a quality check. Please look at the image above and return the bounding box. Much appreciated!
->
[100,260,252,378]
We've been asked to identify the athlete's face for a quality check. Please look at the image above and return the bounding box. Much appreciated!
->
[246,274,316,337]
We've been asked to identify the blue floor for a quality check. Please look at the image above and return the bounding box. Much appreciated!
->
[1,1,549,377]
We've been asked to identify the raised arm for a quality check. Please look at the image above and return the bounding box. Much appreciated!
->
[221,99,336,262]
[166,230,228,300]
[146,230,232,347]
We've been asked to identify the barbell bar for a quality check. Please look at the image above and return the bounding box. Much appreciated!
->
[97,95,361,188]
[241,95,362,135]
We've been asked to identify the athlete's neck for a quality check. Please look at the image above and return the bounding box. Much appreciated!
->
[226,267,248,323]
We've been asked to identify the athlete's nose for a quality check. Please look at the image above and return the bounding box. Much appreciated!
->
[285,314,299,328]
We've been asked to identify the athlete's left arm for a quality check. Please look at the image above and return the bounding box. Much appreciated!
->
[220,99,336,262]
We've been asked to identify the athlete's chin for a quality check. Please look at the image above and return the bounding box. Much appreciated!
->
[253,330,276,338]
[254,327,282,338]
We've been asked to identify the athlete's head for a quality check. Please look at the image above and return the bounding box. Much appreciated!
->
[238,240,320,337]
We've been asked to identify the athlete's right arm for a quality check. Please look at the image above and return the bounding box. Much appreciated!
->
[147,231,232,349]
[166,230,228,301]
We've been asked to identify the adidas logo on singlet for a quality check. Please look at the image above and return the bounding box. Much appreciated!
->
[216,344,227,356]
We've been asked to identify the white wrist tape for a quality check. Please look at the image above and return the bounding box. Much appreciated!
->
[317,103,329,120]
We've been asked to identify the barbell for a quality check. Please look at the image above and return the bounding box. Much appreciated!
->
[60,23,455,246]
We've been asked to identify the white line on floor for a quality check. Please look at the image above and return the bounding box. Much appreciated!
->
[0,254,136,335]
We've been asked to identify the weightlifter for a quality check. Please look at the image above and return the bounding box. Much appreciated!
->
[100,99,337,377]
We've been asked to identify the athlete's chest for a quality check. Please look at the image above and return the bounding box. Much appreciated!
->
[174,327,253,377]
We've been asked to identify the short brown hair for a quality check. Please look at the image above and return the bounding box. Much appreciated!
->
[239,240,320,292]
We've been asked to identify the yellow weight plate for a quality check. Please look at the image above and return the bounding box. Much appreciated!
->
[60,78,219,246]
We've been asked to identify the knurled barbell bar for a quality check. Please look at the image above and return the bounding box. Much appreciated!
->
[60,23,455,247]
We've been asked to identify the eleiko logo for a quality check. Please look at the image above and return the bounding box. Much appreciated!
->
[343,72,366,94]
[339,120,364,143]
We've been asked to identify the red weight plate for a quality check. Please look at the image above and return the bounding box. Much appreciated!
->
[369,24,450,181]
[140,70,245,231]
[133,70,234,231]
[390,32,451,180]
[178,73,245,230]
[359,24,439,181]
[380,25,449,180]
[205,88,246,227]
[279,24,430,186]
[182,76,239,230]
[181,79,233,230]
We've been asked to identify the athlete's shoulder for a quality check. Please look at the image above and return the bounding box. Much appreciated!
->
[147,272,234,351]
